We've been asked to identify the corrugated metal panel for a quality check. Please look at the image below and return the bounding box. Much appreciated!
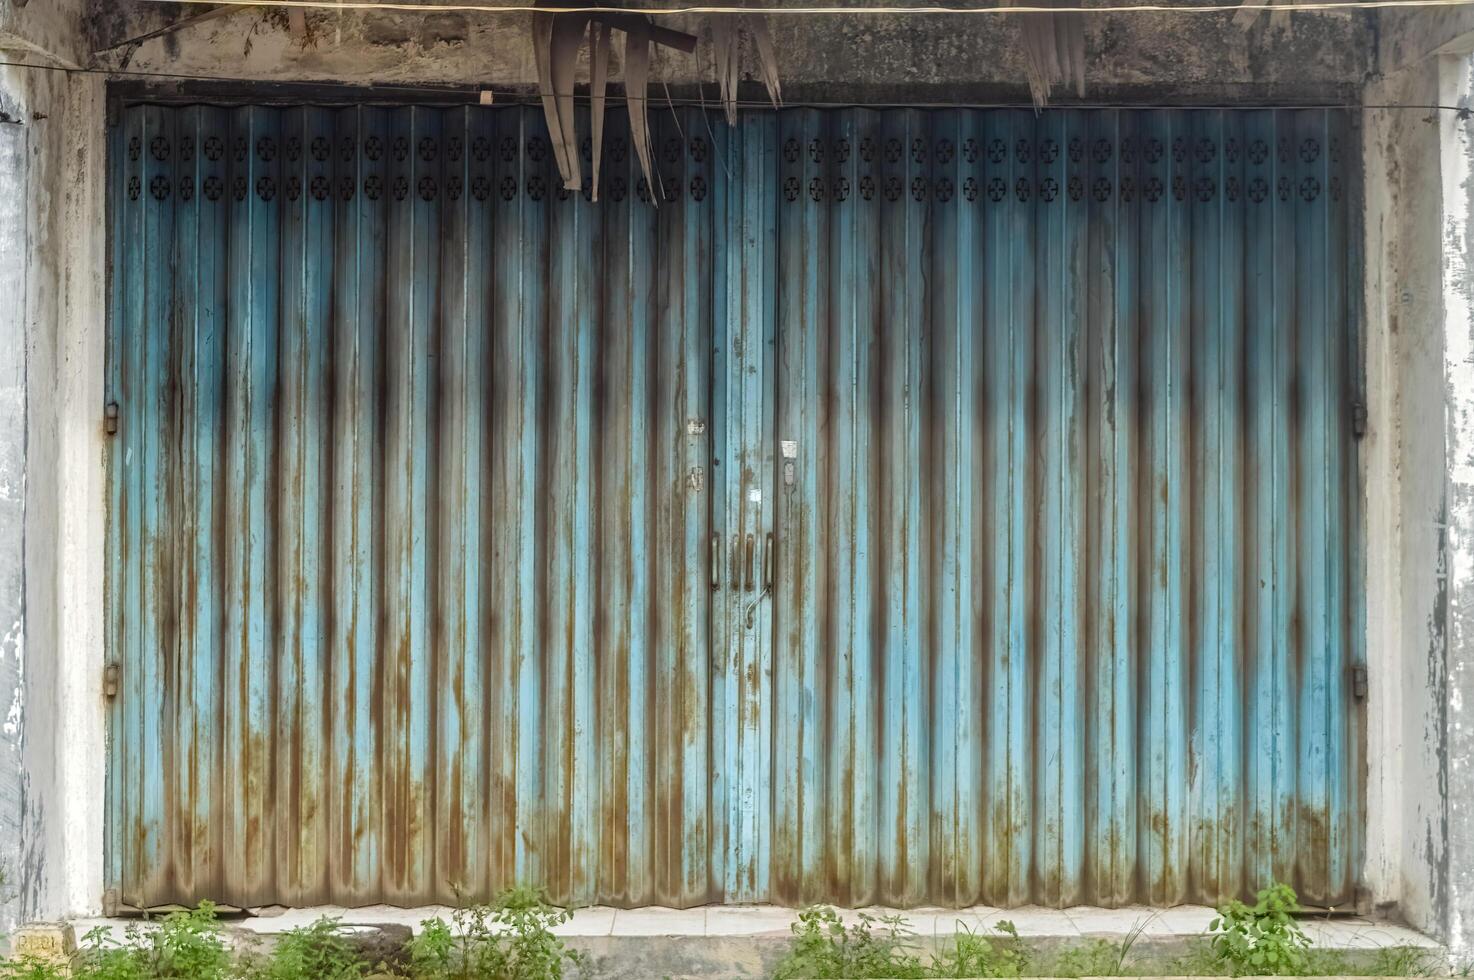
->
[107,104,1362,910]
[763,108,1362,909]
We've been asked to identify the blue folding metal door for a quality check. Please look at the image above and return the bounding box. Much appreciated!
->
[107,103,1362,911]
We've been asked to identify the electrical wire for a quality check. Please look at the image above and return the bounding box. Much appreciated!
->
[134,0,1474,16]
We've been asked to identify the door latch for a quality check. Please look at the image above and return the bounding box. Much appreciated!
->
[710,534,720,591]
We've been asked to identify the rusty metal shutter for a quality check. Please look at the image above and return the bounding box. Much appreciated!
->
[107,104,1361,910]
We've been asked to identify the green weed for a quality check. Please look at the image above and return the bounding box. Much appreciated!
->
[1051,917,1152,978]
[932,919,1028,978]
[75,903,233,980]
[0,957,70,980]
[1207,882,1311,977]
[772,907,926,980]
[0,889,591,980]
[1364,945,1446,977]
[773,909,1033,980]
[240,917,369,980]
[404,885,587,980]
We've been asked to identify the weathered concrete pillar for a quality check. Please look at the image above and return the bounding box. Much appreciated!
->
[1432,49,1474,959]
[0,0,107,928]
[1366,24,1474,957]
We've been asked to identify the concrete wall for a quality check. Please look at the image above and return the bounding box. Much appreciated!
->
[0,0,107,930]
[1364,53,1450,940]
[1357,4,1474,953]
[5,0,1474,952]
[92,1,1371,103]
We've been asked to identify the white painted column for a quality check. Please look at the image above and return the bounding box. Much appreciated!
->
[0,58,107,924]
[1435,50,1474,958]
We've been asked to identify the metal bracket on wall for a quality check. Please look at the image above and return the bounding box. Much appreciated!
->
[1352,664,1368,700]
[104,401,119,436]
[1352,400,1368,439]
[103,662,120,700]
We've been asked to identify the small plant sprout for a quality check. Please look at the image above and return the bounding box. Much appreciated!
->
[1208,881,1312,977]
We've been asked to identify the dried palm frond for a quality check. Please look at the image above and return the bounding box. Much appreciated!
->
[1014,0,1084,108]
[749,16,784,109]
[590,20,612,201]
[624,18,659,206]
[541,10,589,188]
[711,14,741,125]
[710,13,782,124]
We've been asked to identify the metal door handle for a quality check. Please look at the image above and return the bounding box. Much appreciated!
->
[744,534,755,592]
[764,533,774,591]
[711,533,720,591]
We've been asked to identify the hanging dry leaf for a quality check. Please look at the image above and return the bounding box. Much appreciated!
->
[748,15,784,109]
[551,14,589,188]
[1013,0,1083,108]
[711,14,740,125]
[1018,11,1058,107]
[1057,12,1085,97]
[625,18,658,207]
[591,21,611,201]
